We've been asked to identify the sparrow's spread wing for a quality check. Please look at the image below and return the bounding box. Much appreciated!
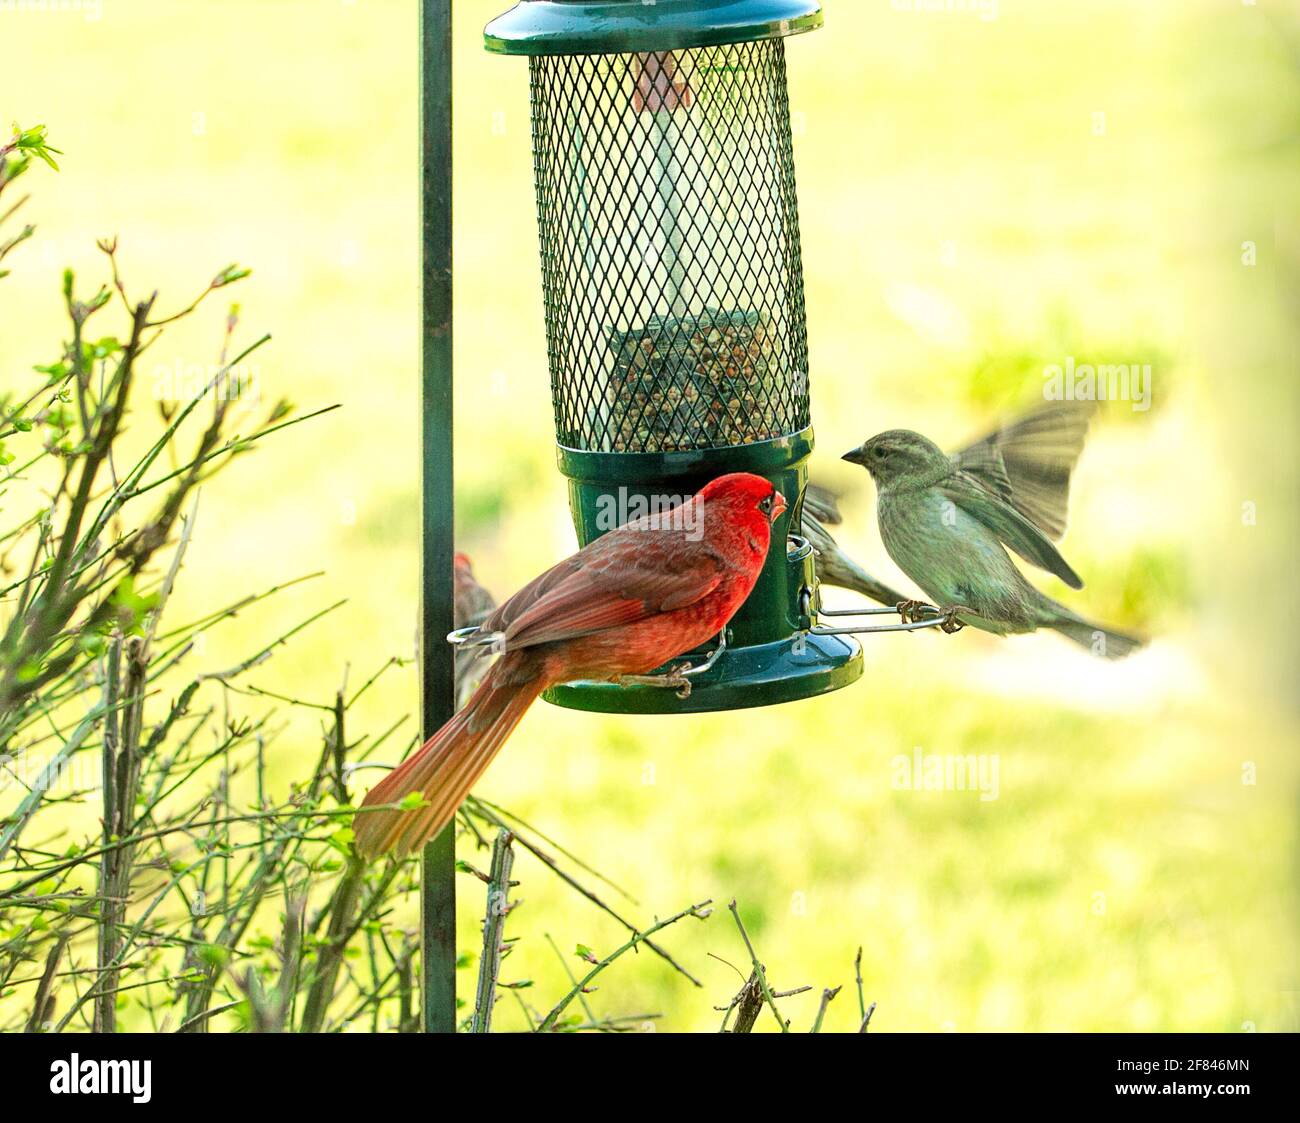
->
[951,401,1094,540]
[939,473,1084,590]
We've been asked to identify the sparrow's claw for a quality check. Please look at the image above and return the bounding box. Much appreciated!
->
[896,599,928,624]
[895,599,964,631]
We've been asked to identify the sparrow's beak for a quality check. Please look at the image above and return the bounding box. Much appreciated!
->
[769,490,788,524]
[842,446,868,467]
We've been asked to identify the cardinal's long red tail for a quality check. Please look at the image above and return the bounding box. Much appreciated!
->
[353,653,547,859]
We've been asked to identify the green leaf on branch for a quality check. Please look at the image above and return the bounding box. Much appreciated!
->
[109,576,161,634]
[12,123,62,170]
[212,264,251,288]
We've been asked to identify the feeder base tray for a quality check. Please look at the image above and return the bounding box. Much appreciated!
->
[543,631,862,715]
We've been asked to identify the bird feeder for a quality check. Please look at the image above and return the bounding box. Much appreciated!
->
[485,0,862,713]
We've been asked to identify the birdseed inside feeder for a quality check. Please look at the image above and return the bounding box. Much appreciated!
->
[485,0,863,712]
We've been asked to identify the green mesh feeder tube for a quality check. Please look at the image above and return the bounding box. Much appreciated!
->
[485,0,861,713]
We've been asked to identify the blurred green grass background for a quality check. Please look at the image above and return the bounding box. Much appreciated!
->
[4,0,1297,1030]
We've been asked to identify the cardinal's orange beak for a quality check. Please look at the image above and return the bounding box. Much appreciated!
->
[769,490,788,524]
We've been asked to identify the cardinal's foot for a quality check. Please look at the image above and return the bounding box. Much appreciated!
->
[613,666,693,699]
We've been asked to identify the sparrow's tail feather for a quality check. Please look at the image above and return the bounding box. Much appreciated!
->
[354,655,547,859]
[1049,613,1143,660]
[832,561,907,610]
[801,512,906,607]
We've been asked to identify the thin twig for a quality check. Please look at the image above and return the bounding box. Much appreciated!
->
[811,985,841,1033]
[24,935,68,1033]
[727,899,788,1033]
[537,900,712,1032]
[469,830,515,1033]
[854,945,865,1023]
[859,1001,877,1033]
[465,799,701,987]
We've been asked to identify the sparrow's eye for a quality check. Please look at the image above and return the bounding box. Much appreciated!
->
[758,493,774,515]
[873,446,886,460]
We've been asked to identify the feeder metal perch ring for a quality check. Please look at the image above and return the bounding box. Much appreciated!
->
[801,589,957,636]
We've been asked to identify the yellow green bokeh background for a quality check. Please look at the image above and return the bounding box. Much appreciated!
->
[4,0,1297,1030]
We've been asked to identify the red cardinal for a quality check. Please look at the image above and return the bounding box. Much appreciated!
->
[453,553,497,629]
[354,472,787,859]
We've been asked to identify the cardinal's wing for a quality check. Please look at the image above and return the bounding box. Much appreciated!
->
[480,523,727,650]
[939,472,1084,590]
[951,401,1094,540]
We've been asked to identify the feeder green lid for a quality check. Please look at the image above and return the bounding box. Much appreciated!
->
[485,0,822,56]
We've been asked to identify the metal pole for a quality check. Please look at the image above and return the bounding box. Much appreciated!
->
[420,0,457,1034]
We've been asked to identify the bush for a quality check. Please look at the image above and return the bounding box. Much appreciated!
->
[0,127,869,1034]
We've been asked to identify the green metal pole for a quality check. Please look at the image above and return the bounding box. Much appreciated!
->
[420,0,457,1034]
